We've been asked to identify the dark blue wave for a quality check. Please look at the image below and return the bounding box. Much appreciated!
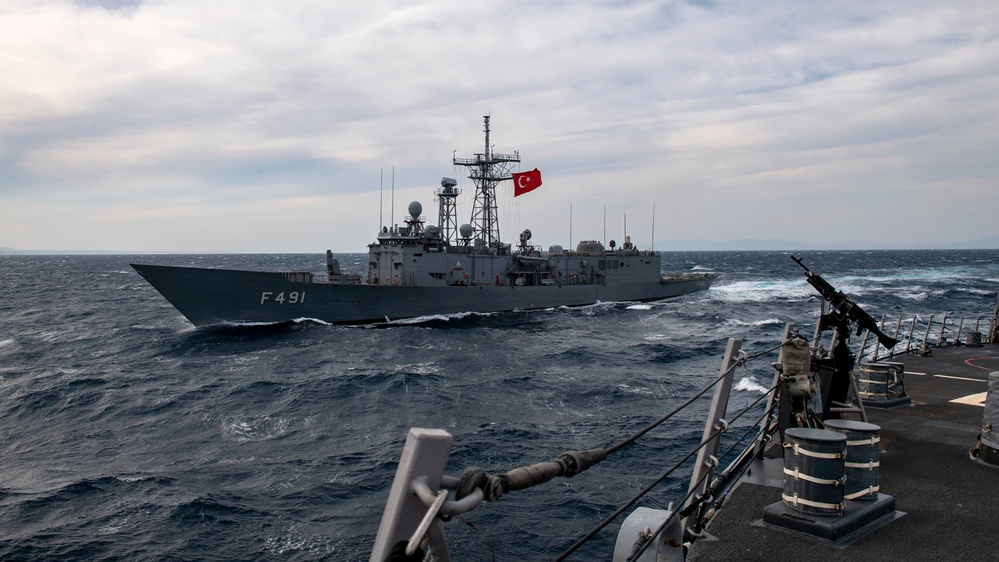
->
[1,250,997,560]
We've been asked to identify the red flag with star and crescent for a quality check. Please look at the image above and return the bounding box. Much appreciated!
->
[512,168,542,197]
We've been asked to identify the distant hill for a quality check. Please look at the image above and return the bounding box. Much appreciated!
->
[937,236,999,250]
[654,239,835,251]
[654,237,999,251]
[0,248,132,255]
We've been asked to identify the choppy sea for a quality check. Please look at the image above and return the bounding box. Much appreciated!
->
[1,250,997,560]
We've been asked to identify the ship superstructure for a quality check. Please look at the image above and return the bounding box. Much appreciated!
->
[133,117,713,327]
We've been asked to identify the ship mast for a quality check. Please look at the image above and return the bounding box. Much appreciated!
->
[453,116,520,247]
[435,177,460,246]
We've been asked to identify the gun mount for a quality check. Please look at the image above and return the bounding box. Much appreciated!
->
[791,255,897,350]
[782,256,898,428]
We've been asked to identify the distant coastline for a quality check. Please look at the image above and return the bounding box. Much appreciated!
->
[652,237,999,251]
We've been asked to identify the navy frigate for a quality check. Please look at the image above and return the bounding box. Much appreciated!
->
[132,117,714,327]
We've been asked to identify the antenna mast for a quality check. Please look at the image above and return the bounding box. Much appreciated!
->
[453,116,520,247]
[651,201,656,252]
[436,178,460,246]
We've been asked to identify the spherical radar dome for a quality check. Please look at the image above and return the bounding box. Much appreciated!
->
[408,201,422,219]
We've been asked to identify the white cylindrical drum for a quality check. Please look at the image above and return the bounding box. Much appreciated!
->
[782,428,846,516]
[823,419,881,501]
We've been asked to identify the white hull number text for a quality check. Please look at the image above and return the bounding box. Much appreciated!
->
[260,291,305,305]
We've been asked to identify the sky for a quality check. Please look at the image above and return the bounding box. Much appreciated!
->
[2,0,998,253]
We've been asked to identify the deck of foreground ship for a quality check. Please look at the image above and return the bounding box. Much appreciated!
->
[689,343,999,561]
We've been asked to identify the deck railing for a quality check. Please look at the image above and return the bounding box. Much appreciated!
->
[857,300,999,364]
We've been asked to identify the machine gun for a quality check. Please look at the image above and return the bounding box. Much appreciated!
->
[778,256,899,427]
[791,255,897,350]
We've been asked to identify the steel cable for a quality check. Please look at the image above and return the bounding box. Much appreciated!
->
[557,370,780,561]
[605,350,746,456]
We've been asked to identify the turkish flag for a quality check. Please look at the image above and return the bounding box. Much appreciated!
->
[512,168,542,197]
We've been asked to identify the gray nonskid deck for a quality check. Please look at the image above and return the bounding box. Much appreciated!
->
[688,344,999,561]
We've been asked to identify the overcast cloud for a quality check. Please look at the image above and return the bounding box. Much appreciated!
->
[2,0,997,252]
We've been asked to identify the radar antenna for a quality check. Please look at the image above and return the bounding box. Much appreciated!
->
[435,178,460,247]
[452,116,520,247]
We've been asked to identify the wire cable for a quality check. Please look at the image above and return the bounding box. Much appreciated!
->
[553,421,724,562]
[558,363,781,560]
[606,352,744,456]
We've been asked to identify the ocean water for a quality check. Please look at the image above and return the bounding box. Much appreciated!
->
[1,250,996,560]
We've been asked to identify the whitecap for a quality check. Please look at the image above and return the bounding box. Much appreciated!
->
[291,317,332,326]
[114,475,149,483]
[722,318,784,328]
[711,279,813,303]
[735,376,769,394]
[101,515,130,534]
[617,383,654,396]
[372,310,497,326]
[264,527,335,556]
[392,362,441,375]
[222,416,291,442]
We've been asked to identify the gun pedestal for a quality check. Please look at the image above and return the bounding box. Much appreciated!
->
[787,256,898,426]
[763,258,902,545]
[818,323,869,422]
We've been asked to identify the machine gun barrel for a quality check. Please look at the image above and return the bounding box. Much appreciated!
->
[791,255,897,349]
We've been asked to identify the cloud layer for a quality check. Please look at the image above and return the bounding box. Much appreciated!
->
[2,0,997,251]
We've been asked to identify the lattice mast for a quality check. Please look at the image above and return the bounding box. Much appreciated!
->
[452,116,520,247]
[435,178,460,247]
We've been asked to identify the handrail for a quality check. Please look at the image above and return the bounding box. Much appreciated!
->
[846,298,999,363]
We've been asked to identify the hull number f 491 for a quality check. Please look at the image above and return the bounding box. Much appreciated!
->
[260,291,305,305]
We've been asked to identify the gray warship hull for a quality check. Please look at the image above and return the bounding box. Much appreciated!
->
[133,117,714,328]
[131,261,714,328]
